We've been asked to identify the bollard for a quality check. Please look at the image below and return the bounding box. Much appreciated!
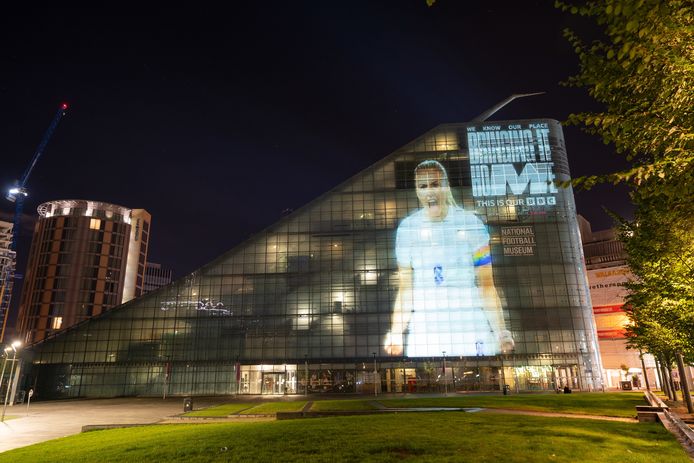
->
[183,397,193,412]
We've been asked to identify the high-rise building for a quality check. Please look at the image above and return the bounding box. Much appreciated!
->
[0,220,17,343]
[143,262,173,293]
[579,216,659,390]
[22,120,605,399]
[16,200,150,344]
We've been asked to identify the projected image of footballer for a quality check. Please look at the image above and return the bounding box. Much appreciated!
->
[384,160,514,357]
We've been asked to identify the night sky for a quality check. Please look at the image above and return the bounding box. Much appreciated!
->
[1,2,632,305]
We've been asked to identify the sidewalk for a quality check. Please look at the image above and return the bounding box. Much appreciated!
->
[0,397,225,453]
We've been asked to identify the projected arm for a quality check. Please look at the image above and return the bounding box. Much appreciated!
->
[384,266,413,356]
[475,252,514,353]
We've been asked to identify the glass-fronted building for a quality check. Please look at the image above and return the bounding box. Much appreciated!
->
[21,120,603,399]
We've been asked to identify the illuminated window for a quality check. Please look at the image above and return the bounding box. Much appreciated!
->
[90,218,101,230]
[51,316,63,330]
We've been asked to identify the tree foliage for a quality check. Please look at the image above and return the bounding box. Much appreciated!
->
[557,0,693,206]
[560,1,694,358]
[618,201,694,361]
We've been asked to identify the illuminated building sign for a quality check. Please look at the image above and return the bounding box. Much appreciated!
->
[467,122,558,208]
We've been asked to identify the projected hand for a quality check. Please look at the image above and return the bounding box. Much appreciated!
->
[384,331,403,356]
[499,330,515,353]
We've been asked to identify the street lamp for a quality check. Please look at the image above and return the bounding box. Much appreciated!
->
[442,351,447,395]
[500,352,506,394]
[2,341,21,422]
[283,363,287,395]
[372,352,378,396]
[0,347,11,400]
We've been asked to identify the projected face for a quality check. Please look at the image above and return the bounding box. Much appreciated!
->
[415,168,449,221]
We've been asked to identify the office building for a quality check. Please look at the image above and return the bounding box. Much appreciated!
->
[580,216,659,389]
[143,262,173,293]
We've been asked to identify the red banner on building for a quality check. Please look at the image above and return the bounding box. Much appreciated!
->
[593,304,624,314]
[597,328,626,339]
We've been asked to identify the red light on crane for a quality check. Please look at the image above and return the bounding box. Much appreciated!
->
[61,103,68,110]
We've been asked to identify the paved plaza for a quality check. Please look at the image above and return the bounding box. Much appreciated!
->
[0,397,225,453]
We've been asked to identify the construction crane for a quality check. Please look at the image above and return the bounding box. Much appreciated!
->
[1,103,68,342]
[6,102,69,250]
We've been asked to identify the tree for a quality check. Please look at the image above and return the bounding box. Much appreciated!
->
[560,1,693,402]
[617,197,693,406]
[618,200,694,358]
[558,0,693,208]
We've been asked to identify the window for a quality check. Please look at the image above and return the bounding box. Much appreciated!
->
[90,218,102,230]
[51,317,63,330]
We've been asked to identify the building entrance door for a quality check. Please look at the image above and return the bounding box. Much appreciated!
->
[553,365,580,390]
[262,372,284,394]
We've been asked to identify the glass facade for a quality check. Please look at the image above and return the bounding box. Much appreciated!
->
[23,120,603,399]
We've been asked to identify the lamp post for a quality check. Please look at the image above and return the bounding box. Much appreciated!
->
[283,363,287,395]
[0,347,10,397]
[2,341,21,422]
[442,351,447,395]
[304,354,308,396]
[372,352,378,396]
[499,353,506,394]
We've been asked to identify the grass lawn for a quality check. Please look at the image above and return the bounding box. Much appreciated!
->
[310,399,379,411]
[378,392,645,418]
[185,392,644,417]
[184,403,252,417]
[0,412,687,462]
[239,401,307,414]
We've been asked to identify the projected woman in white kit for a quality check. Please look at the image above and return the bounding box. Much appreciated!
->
[384,160,514,357]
